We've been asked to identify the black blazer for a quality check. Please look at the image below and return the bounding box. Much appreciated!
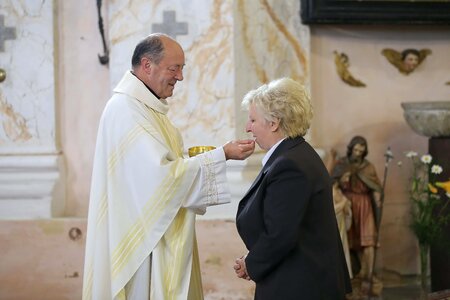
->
[236,137,351,300]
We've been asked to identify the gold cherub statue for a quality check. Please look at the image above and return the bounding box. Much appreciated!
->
[381,48,431,75]
[333,51,366,87]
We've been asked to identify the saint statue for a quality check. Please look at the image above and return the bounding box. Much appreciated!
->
[330,136,383,298]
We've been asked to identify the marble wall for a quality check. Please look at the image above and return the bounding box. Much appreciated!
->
[109,0,237,149]
[234,0,310,137]
[108,0,310,148]
[0,0,64,219]
[0,0,56,153]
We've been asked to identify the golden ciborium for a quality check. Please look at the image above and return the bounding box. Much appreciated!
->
[188,146,216,157]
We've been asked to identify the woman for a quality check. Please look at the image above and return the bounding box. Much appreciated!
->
[234,78,351,299]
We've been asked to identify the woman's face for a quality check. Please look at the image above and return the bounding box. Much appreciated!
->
[245,103,275,150]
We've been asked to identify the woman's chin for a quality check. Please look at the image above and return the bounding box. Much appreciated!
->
[256,141,268,151]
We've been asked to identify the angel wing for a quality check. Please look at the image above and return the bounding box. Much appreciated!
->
[418,49,432,64]
[333,51,366,87]
[381,48,404,72]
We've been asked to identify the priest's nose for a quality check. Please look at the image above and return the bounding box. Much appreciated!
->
[175,69,183,81]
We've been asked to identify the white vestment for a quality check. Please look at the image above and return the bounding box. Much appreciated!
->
[82,71,230,300]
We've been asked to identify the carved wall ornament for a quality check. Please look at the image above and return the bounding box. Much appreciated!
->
[333,51,366,87]
[381,48,431,75]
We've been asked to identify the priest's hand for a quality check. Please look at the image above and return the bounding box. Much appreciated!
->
[233,255,251,280]
[223,140,255,160]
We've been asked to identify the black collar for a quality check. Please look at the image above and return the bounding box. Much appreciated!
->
[130,71,161,99]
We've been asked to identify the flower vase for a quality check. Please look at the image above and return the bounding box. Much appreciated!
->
[419,243,429,300]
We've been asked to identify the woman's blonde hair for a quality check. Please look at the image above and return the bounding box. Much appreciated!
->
[241,78,313,138]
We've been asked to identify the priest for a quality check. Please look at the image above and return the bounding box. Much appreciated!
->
[82,33,255,300]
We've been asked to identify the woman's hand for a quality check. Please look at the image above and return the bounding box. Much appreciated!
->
[233,255,251,280]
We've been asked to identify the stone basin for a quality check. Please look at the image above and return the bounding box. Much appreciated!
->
[401,101,450,138]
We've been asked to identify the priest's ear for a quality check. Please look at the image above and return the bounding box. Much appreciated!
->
[140,56,153,72]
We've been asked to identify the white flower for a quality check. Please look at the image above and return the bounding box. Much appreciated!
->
[421,154,432,164]
[447,192,450,199]
[397,161,403,167]
[431,165,443,174]
[406,151,418,158]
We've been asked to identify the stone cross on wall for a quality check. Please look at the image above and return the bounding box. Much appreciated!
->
[152,11,188,39]
[0,15,16,52]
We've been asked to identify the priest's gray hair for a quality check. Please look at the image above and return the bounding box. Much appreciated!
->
[131,33,171,68]
[241,78,313,138]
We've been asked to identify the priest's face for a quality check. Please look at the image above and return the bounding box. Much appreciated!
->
[147,38,185,99]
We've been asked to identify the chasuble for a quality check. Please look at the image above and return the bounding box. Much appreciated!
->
[82,71,230,300]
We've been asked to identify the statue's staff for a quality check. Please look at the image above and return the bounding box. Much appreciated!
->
[368,147,394,299]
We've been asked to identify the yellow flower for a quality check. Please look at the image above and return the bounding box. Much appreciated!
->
[428,183,438,194]
[435,180,450,193]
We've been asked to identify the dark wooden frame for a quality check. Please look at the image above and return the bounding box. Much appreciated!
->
[301,0,450,25]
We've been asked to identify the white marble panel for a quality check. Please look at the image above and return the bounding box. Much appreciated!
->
[0,1,64,219]
[0,0,57,154]
[109,0,235,149]
[108,0,310,148]
[234,0,310,139]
